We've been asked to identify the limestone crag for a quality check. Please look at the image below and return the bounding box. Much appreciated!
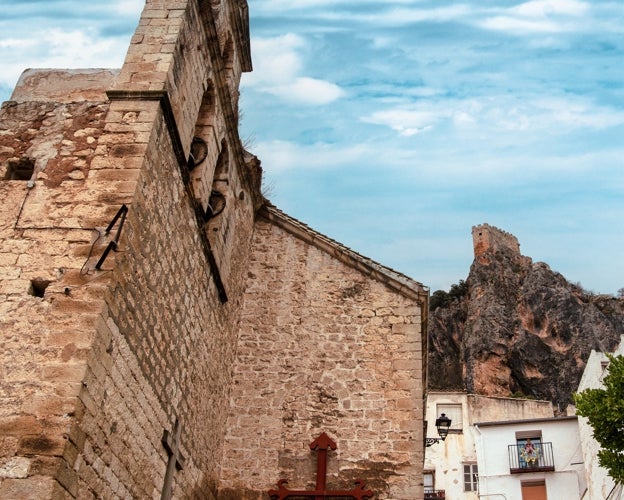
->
[428,224,624,410]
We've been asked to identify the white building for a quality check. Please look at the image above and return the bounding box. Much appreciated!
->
[474,415,586,500]
[575,336,624,500]
[424,392,585,500]
[425,392,555,499]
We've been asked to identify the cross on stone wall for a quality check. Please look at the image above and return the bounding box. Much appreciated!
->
[268,432,374,499]
[161,419,186,500]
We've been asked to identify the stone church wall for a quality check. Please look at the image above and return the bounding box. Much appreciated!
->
[69,100,256,498]
[0,96,137,498]
[1,1,427,499]
[219,215,426,500]
[1,0,258,498]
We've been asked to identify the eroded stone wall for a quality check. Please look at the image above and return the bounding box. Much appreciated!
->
[1,0,258,497]
[0,96,136,498]
[219,216,426,500]
[67,100,256,498]
[472,223,521,258]
[1,1,427,498]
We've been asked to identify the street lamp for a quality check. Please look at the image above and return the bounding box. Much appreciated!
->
[425,413,452,447]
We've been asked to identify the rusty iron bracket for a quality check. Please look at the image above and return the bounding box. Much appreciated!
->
[95,204,128,270]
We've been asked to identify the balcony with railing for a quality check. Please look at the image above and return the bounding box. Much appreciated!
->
[424,490,445,499]
[508,442,555,474]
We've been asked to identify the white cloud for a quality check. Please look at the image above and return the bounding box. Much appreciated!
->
[112,0,144,16]
[371,5,473,26]
[0,28,130,93]
[479,16,563,33]
[243,34,344,105]
[44,29,120,62]
[265,77,344,105]
[245,34,304,85]
[254,140,374,172]
[361,100,485,136]
[479,96,624,132]
[253,0,415,13]
[480,0,591,33]
[254,0,351,9]
[531,97,624,129]
[510,0,589,18]
[362,109,442,136]
[361,95,624,137]
[0,38,38,50]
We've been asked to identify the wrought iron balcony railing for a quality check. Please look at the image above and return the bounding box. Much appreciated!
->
[424,490,445,499]
[508,442,555,473]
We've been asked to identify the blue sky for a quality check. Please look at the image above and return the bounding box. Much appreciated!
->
[1,0,623,294]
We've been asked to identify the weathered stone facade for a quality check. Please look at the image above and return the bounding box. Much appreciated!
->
[0,1,428,499]
[472,223,521,259]
[220,208,427,499]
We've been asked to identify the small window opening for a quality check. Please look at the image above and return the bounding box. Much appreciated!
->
[29,279,52,298]
[463,464,478,492]
[188,136,208,171]
[436,403,463,433]
[203,190,226,221]
[5,159,35,180]
[423,471,435,495]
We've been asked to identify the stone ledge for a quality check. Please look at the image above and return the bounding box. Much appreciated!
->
[11,69,120,103]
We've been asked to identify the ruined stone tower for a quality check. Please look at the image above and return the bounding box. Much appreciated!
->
[0,1,428,499]
[472,223,521,258]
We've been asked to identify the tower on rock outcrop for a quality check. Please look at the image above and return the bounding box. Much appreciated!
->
[472,223,521,258]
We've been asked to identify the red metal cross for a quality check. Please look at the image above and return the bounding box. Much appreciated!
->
[268,432,374,500]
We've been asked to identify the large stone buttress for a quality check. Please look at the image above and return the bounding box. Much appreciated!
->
[0,1,259,497]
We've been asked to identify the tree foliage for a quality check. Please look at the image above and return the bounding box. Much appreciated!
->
[429,280,469,310]
[574,354,624,484]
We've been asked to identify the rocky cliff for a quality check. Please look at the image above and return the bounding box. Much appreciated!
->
[428,224,624,411]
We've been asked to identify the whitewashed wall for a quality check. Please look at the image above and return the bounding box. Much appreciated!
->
[425,392,553,499]
[474,418,585,500]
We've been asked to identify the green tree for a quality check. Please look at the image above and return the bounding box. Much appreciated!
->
[429,280,469,311]
[448,279,468,300]
[575,354,624,484]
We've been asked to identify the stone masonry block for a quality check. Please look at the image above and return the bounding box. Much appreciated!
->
[41,364,87,384]
[0,416,44,437]
[0,476,56,498]
[0,456,31,479]
[18,434,66,457]
[0,436,19,458]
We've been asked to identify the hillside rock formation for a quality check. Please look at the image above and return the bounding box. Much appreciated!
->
[428,224,624,411]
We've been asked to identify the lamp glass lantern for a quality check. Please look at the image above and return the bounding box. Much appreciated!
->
[425,413,452,447]
[435,413,452,440]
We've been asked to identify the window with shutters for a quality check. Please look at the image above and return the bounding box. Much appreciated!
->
[463,463,478,492]
[436,403,462,433]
